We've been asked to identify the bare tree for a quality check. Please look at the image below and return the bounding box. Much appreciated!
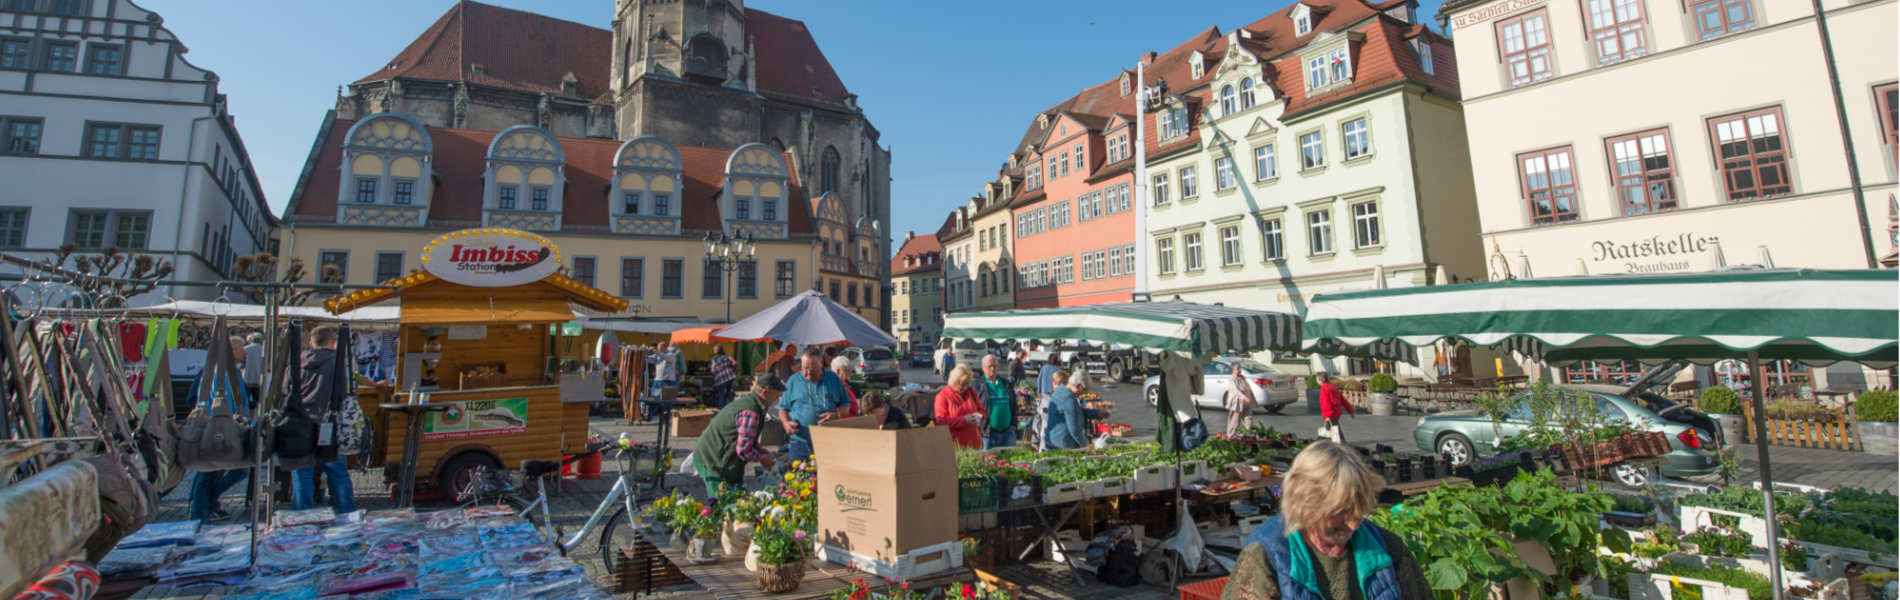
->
[230,252,330,306]
[48,245,175,309]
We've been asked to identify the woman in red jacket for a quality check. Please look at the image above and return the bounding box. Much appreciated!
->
[934,365,986,449]
[1318,372,1355,443]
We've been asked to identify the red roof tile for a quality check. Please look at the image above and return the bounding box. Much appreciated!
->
[357,1,854,112]
[286,118,811,235]
[891,233,942,276]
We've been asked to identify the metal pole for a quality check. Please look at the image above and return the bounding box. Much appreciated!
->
[1748,349,1786,599]
[1132,60,1149,302]
[1804,0,1877,268]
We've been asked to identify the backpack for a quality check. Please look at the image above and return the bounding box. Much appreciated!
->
[1096,539,1142,587]
[272,324,316,461]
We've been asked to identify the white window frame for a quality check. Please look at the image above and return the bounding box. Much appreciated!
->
[1343,118,1371,160]
[1152,173,1171,205]
[1215,157,1237,190]
[1307,209,1334,255]
[1157,237,1176,275]
[1351,200,1382,248]
[1260,218,1285,261]
[1183,231,1205,271]
[1179,166,1199,198]
[1219,225,1242,266]
[1220,85,1237,116]
[1255,145,1278,180]
[1300,131,1326,170]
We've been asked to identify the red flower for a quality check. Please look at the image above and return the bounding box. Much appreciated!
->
[961,583,976,598]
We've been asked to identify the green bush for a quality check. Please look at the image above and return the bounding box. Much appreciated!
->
[1368,373,1398,394]
[1855,390,1897,423]
[1699,387,1742,414]
[1305,375,1319,389]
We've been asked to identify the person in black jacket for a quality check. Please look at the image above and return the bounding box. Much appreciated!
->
[288,325,356,514]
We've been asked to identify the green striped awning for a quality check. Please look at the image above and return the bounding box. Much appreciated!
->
[942,300,1302,356]
[1302,269,1898,367]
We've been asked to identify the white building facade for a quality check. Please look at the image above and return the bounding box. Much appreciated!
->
[0,0,274,301]
[1144,4,1485,375]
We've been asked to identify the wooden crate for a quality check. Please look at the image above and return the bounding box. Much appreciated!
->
[611,539,691,594]
[671,409,718,439]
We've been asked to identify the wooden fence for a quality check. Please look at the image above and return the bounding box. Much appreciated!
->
[1739,402,1863,451]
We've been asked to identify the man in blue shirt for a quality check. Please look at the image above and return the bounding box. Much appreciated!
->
[776,348,848,463]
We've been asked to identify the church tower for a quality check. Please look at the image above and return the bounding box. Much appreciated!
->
[612,0,750,94]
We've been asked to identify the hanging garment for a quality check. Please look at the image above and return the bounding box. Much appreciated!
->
[119,321,146,362]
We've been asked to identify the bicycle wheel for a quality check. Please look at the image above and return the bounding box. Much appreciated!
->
[597,506,642,575]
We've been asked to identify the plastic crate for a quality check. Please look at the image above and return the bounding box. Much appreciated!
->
[958,477,1000,514]
[999,476,1042,510]
[1130,464,1177,494]
[1178,577,1229,600]
[1043,481,1086,504]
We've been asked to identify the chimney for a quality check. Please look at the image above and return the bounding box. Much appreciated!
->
[905,230,914,243]
[1142,51,1158,65]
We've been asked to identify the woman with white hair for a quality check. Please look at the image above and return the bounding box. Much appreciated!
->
[1226,441,1430,599]
[830,355,861,418]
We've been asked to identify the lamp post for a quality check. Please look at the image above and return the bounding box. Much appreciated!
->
[703,232,756,323]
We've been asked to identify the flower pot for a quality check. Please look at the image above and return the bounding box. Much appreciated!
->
[689,537,720,563]
[744,540,762,572]
[755,560,806,593]
[723,520,755,557]
[1368,393,1396,416]
[1857,421,1897,456]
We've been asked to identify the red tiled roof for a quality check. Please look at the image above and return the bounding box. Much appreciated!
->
[1266,16,1460,120]
[285,118,811,235]
[891,233,942,276]
[356,1,612,101]
[357,1,854,112]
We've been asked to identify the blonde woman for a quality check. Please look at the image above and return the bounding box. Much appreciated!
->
[933,365,986,449]
[1225,441,1430,599]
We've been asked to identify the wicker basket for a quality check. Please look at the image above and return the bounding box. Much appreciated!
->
[755,560,805,592]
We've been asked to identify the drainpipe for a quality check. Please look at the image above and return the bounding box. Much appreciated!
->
[1807,0,1875,268]
[1132,61,1149,302]
[171,115,214,301]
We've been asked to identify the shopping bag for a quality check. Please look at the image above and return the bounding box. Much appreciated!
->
[176,317,254,471]
[1316,422,1343,444]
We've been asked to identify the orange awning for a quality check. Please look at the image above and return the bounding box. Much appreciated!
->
[670,326,769,345]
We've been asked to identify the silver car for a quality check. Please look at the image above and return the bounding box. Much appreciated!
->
[1143,357,1299,413]
[851,346,901,386]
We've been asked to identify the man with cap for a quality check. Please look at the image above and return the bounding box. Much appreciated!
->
[693,373,787,492]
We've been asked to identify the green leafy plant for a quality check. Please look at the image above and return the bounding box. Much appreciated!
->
[1608,494,1654,514]
[1779,541,1809,571]
[1304,375,1319,389]
[1856,390,1898,423]
[1681,526,1752,558]
[1650,561,1771,600]
[1631,540,1677,559]
[1373,470,1624,597]
[1471,386,1516,449]
[1699,387,1742,414]
[753,522,811,565]
[1677,486,1813,517]
[1368,373,1398,394]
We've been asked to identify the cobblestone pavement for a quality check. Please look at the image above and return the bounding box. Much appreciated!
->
[151,366,1896,598]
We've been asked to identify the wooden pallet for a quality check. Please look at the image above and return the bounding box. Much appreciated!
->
[1740,403,1863,451]
[611,539,692,595]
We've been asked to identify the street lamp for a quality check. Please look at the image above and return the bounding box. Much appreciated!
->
[703,232,756,323]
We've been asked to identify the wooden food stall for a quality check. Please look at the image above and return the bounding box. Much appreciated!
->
[325,228,628,493]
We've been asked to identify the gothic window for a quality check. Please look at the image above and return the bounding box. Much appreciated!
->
[686,35,728,80]
[821,146,841,194]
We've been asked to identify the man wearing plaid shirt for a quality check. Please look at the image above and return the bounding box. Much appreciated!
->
[710,346,737,409]
[692,374,788,491]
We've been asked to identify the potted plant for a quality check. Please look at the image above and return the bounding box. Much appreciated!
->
[1855,390,1897,456]
[1367,373,1398,416]
[1698,386,1745,444]
[1304,375,1321,413]
[753,523,811,593]
[720,486,768,557]
[687,503,722,563]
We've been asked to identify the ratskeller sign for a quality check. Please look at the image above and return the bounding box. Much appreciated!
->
[1591,232,1720,273]
[420,228,563,287]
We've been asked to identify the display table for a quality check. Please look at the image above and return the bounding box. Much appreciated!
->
[645,540,968,600]
[378,402,455,508]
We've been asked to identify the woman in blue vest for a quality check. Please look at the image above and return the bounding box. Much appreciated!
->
[1227,441,1431,599]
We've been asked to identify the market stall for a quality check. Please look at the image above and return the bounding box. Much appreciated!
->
[1301,267,1899,596]
[324,228,628,497]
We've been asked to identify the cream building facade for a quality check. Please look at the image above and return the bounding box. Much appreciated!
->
[967,190,1018,312]
[889,231,942,353]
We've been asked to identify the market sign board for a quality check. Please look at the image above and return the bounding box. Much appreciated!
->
[420,228,562,288]
[423,397,528,440]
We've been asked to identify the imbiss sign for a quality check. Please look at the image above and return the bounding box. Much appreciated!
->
[420,228,562,287]
[1450,0,1547,29]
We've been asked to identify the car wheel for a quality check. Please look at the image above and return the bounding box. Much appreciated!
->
[1436,433,1475,467]
[1610,463,1650,488]
[1146,386,1159,407]
[1107,361,1127,383]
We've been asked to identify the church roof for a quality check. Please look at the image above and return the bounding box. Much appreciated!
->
[284,116,813,236]
[356,1,855,112]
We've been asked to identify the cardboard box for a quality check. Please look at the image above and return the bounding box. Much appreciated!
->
[813,415,958,565]
[670,408,718,439]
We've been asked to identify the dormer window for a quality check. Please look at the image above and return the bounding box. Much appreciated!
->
[1305,47,1352,90]
[611,135,683,235]
[1120,74,1131,96]
[482,125,564,231]
[1190,52,1205,79]
[1412,39,1435,75]
[1293,5,1314,35]
[337,113,434,227]
[722,143,790,238]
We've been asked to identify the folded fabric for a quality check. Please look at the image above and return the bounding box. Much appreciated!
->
[94,546,175,578]
[117,520,200,548]
[320,570,415,596]
[273,508,337,528]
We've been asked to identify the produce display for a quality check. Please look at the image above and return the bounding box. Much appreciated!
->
[1674,486,1898,555]
[1373,469,1629,597]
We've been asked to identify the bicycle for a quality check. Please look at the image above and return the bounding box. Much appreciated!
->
[456,433,673,572]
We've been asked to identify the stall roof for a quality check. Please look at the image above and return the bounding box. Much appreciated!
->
[578,319,711,334]
[55,300,400,323]
[323,271,629,322]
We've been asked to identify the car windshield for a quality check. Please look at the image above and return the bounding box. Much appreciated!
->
[866,349,894,360]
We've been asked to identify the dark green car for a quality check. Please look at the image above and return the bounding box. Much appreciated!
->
[1413,367,1725,486]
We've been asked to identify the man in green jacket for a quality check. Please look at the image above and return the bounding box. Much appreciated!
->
[693,373,787,491]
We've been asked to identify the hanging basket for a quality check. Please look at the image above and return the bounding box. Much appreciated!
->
[755,560,806,592]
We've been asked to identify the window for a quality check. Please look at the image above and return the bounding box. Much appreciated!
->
[1519,147,1580,224]
[1179,166,1198,198]
[572,256,596,289]
[1709,107,1790,201]
[1073,144,1084,170]
[1328,48,1352,83]
[3,117,41,154]
[68,210,147,250]
[1255,145,1277,180]
[43,42,75,72]
[0,208,26,248]
[1414,41,1436,76]
[864,283,875,306]
[84,123,159,160]
[319,251,348,286]
[1306,56,1329,90]
[1219,225,1242,266]
[1058,151,1070,178]
[1690,0,1755,39]
[1300,131,1325,170]
[1152,173,1171,205]
[821,147,841,194]
[846,283,859,306]
[620,258,644,298]
[1221,85,1237,116]
[1157,237,1176,275]
[1215,157,1237,190]
[1295,11,1312,34]
[531,187,549,211]
[497,186,517,210]
[1108,247,1123,277]
[661,259,684,298]
[374,252,404,283]
[1239,78,1256,109]
[1048,158,1059,180]
[393,181,414,205]
[1028,165,1042,189]
[1586,0,1648,64]
[1499,11,1554,87]
[0,39,28,69]
[775,260,796,298]
[703,259,724,299]
[1343,119,1371,160]
[1260,218,1284,260]
[1183,232,1204,271]
[1307,209,1334,255]
[84,44,120,75]
[347,178,375,204]
[1878,84,1899,163]
[759,198,773,221]
[1606,129,1678,215]
[1120,244,1135,274]
[1050,200,1071,228]
[1351,201,1381,248]
[1161,107,1189,138]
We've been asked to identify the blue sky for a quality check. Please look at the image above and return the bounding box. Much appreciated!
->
[143,0,1443,249]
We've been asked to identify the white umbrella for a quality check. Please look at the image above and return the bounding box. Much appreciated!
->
[714,290,897,348]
